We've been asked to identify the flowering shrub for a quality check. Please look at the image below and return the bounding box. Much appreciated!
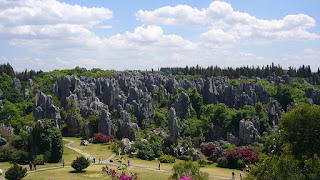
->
[102,166,138,180]
[93,133,117,143]
[225,147,259,168]
[179,177,192,180]
[201,144,220,162]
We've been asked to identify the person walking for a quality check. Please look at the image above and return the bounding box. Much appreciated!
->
[34,163,37,171]
[99,156,102,163]
[29,161,32,171]
[63,159,65,167]
[240,171,243,180]
[232,171,235,180]
[128,159,130,166]
[158,161,161,170]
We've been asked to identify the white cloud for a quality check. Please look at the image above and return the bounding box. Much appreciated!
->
[136,1,319,42]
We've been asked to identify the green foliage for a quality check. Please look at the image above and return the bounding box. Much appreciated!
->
[274,84,294,110]
[110,140,120,153]
[0,146,15,162]
[261,133,283,154]
[304,154,320,179]
[86,115,98,136]
[153,107,168,129]
[12,130,29,151]
[0,63,15,78]
[134,140,155,161]
[281,104,320,159]
[187,88,203,118]
[197,157,207,167]
[223,143,236,150]
[71,156,90,172]
[171,161,209,180]
[256,80,276,96]
[32,119,63,163]
[11,149,29,164]
[33,154,45,165]
[5,163,27,180]
[152,89,168,108]
[248,154,305,180]
[159,155,176,163]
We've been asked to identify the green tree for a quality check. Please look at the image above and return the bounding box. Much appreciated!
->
[274,84,294,110]
[171,161,208,180]
[5,164,27,180]
[281,104,320,159]
[71,156,90,172]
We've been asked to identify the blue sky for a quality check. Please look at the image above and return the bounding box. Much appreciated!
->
[0,0,319,71]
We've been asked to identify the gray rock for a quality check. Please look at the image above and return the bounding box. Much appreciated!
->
[267,98,283,125]
[80,140,90,146]
[151,128,168,138]
[28,79,34,89]
[35,120,44,131]
[24,88,29,99]
[239,118,260,145]
[168,107,179,144]
[117,110,139,141]
[34,91,61,128]
[12,77,21,92]
[0,123,14,137]
[120,138,131,152]
[174,92,191,119]
[203,78,218,104]
[0,136,6,146]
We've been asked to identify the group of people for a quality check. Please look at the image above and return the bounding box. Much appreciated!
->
[29,161,37,171]
[232,171,243,180]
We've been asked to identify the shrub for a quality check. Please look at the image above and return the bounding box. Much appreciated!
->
[5,163,27,180]
[33,154,45,165]
[93,133,117,143]
[201,144,219,162]
[225,147,259,168]
[197,157,207,167]
[179,155,193,161]
[137,149,155,161]
[171,161,208,180]
[11,150,30,164]
[217,157,228,168]
[159,155,176,163]
[71,156,90,172]
[0,146,15,162]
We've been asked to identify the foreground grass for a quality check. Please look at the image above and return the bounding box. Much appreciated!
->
[63,137,113,161]
[24,164,172,180]
[116,154,244,178]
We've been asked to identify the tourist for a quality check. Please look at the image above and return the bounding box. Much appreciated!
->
[99,156,102,163]
[34,163,37,171]
[63,159,65,167]
[158,161,161,170]
[128,159,130,166]
[29,161,32,171]
[93,157,96,163]
[240,171,243,179]
[232,171,235,180]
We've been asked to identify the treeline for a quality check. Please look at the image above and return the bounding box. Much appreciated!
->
[161,63,320,84]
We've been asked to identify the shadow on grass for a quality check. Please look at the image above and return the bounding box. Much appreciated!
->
[69,170,87,173]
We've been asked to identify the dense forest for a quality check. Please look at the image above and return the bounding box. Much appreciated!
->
[0,63,320,179]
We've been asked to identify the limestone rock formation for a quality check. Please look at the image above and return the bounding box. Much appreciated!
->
[117,110,139,141]
[174,92,191,119]
[168,107,179,144]
[239,118,260,145]
[0,136,6,146]
[34,90,61,127]
[12,77,21,92]
[80,140,90,146]
[120,138,131,152]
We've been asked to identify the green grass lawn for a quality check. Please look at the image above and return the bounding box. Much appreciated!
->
[63,137,113,161]
[115,153,245,178]
[24,164,173,180]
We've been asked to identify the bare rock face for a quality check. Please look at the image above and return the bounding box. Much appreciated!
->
[34,91,61,128]
[267,98,283,126]
[0,123,14,137]
[168,107,179,144]
[12,77,21,92]
[239,118,260,145]
[305,88,320,105]
[203,78,218,105]
[0,136,7,146]
[28,79,34,89]
[24,88,29,99]
[35,120,44,131]
[117,110,139,141]
[151,128,168,138]
[120,138,131,152]
[174,92,191,119]
[80,140,90,146]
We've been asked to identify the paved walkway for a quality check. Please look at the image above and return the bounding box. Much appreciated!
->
[12,139,236,180]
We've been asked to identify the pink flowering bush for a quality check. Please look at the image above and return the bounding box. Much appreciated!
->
[179,178,192,180]
[102,166,138,180]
